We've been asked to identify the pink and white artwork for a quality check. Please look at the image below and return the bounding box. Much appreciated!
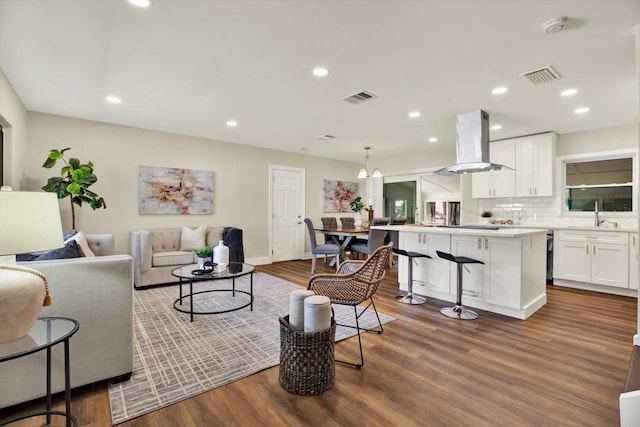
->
[139,165,214,215]
[323,180,358,213]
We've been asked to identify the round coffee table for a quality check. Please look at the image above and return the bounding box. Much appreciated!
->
[171,262,255,322]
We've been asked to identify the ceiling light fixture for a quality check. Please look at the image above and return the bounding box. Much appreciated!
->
[105,95,122,104]
[409,111,421,118]
[312,67,328,77]
[226,120,238,127]
[561,88,578,97]
[357,146,382,179]
[428,137,438,143]
[491,125,502,130]
[492,87,508,95]
[128,0,151,7]
[574,107,590,114]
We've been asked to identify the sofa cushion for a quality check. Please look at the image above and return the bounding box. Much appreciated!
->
[152,250,194,267]
[206,226,225,247]
[16,240,81,261]
[180,225,206,251]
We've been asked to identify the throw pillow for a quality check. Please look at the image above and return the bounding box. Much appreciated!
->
[63,229,78,241]
[64,230,95,257]
[180,225,206,251]
[206,226,225,247]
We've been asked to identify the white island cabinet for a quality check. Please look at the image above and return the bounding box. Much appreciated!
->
[377,225,547,320]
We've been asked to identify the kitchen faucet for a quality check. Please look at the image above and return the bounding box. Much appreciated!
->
[594,200,605,227]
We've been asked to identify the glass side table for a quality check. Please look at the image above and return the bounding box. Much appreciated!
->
[0,317,79,426]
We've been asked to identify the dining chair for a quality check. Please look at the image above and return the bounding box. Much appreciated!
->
[349,227,388,260]
[389,217,407,225]
[304,218,341,273]
[340,217,355,228]
[387,217,406,266]
[321,217,341,263]
[371,217,391,226]
[307,243,393,368]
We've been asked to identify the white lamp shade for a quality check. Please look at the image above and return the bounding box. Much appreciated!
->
[357,168,369,179]
[0,191,64,255]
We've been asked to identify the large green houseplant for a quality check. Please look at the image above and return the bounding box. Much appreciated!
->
[41,148,107,230]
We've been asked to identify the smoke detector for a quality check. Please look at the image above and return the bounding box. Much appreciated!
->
[543,16,568,34]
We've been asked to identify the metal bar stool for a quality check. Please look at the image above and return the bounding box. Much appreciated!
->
[436,250,484,320]
[393,248,431,305]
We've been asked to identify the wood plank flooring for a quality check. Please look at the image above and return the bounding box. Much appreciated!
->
[1,259,637,426]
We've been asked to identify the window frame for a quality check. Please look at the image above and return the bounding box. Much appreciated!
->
[557,148,639,218]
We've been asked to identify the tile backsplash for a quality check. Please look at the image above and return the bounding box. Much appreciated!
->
[478,196,638,229]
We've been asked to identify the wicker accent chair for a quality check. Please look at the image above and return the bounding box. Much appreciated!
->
[307,243,393,368]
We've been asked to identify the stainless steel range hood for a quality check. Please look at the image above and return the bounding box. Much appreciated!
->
[435,109,513,175]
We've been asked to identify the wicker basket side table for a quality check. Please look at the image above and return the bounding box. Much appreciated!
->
[279,315,336,395]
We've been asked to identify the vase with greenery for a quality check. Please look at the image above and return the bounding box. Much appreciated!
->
[480,210,493,223]
[349,196,369,228]
[42,148,106,230]
[194,247,213,269]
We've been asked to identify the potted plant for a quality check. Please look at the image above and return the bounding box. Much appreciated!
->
[480,210,493,224]
[41,148,106,230]
[194,247,213,269]
[349,196,369,228]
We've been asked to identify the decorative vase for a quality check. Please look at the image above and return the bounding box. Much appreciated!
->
[354,211,363,229]
[213,240,229,272]
[0,265,50,343]
[196,257,207,269]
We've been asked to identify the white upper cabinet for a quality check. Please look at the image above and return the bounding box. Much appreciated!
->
[471,140,515,198]
[515,133,556,197]
[472,132,556,199]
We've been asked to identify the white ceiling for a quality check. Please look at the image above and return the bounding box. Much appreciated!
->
[1,0,638,166]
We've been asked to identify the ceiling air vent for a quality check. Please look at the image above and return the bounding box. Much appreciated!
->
[341,90,377,105]
[315,134,336,141]
[521,66,561,85]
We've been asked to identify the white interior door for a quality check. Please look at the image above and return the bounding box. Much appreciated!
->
[271,165,305,262]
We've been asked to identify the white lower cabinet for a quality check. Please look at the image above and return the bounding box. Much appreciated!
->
[399,232,451,296]
[629,233,638,290]
[554,230,629,289]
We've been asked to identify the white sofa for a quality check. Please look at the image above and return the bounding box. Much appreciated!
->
[1,235,133,409]
[130,226,244,289]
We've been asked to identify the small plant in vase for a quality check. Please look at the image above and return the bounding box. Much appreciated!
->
[349,196,369,228]
[480,210,493,224]
[194,247,213,269]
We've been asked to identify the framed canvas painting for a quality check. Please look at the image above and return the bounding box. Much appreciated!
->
[139,165,214,215]
[323,180,358,213]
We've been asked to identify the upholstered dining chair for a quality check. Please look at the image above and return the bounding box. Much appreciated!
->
[389,217,407,225]
[304,218,341,273]
[371,217,391,226]
[386,217,406,266]
[307,243,393,368]
[340,217,355,228]
[321,217,341,263]
[349,227,388,260]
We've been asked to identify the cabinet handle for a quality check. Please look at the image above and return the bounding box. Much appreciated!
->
[586,245,589,255]
[634,235,636,246]
[534,187,537,195]
[485,238,488,250]
[593,245,596,255]
[478,238,482,249]
[529,187,532,195]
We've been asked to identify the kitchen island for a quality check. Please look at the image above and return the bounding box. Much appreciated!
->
[373,225,547,319]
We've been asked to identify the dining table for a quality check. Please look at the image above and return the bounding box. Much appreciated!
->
[314,227,369,266]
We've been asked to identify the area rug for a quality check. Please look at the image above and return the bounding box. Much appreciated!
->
[108,272,396,425]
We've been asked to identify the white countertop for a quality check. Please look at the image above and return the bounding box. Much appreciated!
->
[372,225,547,237]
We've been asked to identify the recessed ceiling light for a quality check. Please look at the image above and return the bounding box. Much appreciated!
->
[574,107,590,114]
[128,0,151,7]
[491,125,502,130]
[105,95,121,104]
[408,111,421,118]
[226,120,238,127]
[492,87,508,95]
[428,137,438,143]
[561,88,578,97]
[312,67,328,77]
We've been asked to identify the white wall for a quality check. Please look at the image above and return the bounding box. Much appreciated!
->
[556,123,638,157]
[0,68,28,189]
[20,112,361,260]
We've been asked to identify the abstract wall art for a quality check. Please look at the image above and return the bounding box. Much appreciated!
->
[139,165,214,215]
[323,180,359,213]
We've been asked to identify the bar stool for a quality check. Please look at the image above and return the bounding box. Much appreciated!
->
[393,248,431,305]
[436,250,484,320]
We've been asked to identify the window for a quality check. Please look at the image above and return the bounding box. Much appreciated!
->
[562,152,637,213]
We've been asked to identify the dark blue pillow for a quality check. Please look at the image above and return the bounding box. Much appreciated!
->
[63,229,78,242]
[17,240,81,261]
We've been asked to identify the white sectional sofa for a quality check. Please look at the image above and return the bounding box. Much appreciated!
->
[130,226,244,289]
[1,235,133,409]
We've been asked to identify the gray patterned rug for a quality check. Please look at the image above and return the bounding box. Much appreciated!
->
[108,272,396,425]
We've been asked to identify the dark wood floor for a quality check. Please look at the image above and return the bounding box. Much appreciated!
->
[2,259,637,426]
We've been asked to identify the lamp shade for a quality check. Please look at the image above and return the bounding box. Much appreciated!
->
[0,191,64,256]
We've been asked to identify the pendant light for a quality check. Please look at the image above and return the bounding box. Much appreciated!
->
[357,147,382,179]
